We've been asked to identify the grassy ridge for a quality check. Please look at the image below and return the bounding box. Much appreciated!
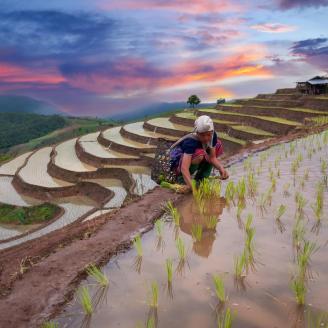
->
[0,202,61,225]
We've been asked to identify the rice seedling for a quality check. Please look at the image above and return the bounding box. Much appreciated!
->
[78,286,93,315]
[147,281,159,308]
[212,274,226,303]
[154,219,164,238]
[295,192,307,218]
[247,172,258,198]
[321,159,327,175]
[191,223,203,242]
[206,215,218,229]
[297,240,318,277]
[277,168,281,178]
[236,177,246,202]
[41,321,59,328]
[244,214,255,266]
[234,251,246,279]
[271,176,277,190]
[276,204,286,220]
[311,182,324,221]
[166,258,173,283]
[225,181,235,205]
[86,264,109,287]
[290,274,306,305]
[306,310,328,328]
[236,200,245,219]
[217,308,234,328]
[176,237,187,261]
[133,234,143,257]
[304,168,309,181]
[283,183,290,197]
[165,201,180,226]
[292,217,305,250]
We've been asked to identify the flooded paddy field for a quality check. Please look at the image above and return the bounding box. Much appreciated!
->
[54,130,328,328]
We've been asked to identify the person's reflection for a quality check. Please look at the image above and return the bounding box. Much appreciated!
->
[179,195,226,258]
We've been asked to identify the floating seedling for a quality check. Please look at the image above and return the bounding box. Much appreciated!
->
[217,307,234,328]
[191,223,203,242]
[212,274,226,303]
[78,286,93,316]
[86,264,109,287]
[165,201,180,226]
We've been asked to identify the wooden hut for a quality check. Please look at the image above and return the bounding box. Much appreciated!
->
[296,76,328,95]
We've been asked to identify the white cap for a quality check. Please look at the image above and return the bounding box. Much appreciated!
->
[194,115,214,133]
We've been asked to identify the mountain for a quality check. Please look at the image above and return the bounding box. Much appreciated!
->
[0,95,61,115]
[107,102,216,122]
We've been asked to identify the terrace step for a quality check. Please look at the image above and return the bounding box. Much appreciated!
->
[216,104,328,122]
[121,121,177,145]
[99,126,156,154]
[198,109,301,135]
[144,116,247,153]
[170,112,273,140]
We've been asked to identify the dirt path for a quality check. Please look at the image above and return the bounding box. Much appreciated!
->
[0,123,327,328]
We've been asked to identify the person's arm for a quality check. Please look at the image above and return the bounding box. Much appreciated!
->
[180,153,194,190]
[209,147,229,179]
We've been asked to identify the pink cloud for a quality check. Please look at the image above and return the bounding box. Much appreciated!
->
[250,23,297,33]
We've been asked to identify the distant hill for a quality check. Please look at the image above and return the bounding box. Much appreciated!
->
[0,95,61,115]
[0,112,67,151]
[107,102,216,122]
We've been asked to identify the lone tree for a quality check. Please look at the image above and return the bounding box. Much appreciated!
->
[187,95,201,108]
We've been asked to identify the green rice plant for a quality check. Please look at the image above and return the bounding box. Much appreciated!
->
[217,308,234,328]
[133,234,143,257]
[154,219,164,238]
[277,169,281,178]
[271,176,277,190]
[290,274,306,305]
[234,251,246,279]
[212,274,226,303]
[166,258,173,283]
[206,215,218,229]
[176,237,187,261]
[236,200,245,219]
[244,214,255,265]
[78,286,93,315]
[292,217,305,250]
[41,321,58,328]
[321,159,327,175]
[311,182,324,221]
[297,240,317,277]
[225,181,235,205]
[283,183,290,196]
[148,281,159,308]
[306,310,328,328]
[165,201,180,226]
[247,172,258,198]
[295,192,307,217]
[236,177,246,202]
[86,264,109,287]
[191,223,203,242]
[276,204,286,220]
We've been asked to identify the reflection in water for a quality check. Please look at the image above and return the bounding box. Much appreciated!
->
[179,196,226,258]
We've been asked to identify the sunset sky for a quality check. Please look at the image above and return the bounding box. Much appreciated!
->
[0,0,327,117]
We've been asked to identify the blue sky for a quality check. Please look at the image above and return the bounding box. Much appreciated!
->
[0,0,327,116]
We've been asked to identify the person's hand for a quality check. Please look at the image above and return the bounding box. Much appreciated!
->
[219,168,229,180]
[175,184,192,194]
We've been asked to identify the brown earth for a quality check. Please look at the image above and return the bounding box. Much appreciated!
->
[0,123,327,328]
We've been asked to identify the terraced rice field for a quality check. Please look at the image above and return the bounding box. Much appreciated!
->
[146,117,193,132]
[55,138,96,172]
[102,126,155,149]
[231,125,275,136]
[19,147,73,188]
[0,152,32,176]
[123,121,176,140]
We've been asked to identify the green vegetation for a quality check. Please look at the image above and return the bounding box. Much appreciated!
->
[78,286,93,315]
[86,264,109,287]
[0,202,60,225]
[133,234,143,257]
[0,153,13,165]
[191,224,203,242]
[176,237,187,261]
[212,275,226,303]
[217,308,234,328]
[234,251,246,279]
[148,281,159,308]
[0,112,67,150]
[166,258,173,283]
[291,274,306,305]
[154,219,164,238]
[41,321,59,328]
[165,201,180,226]
[232,125,274,136]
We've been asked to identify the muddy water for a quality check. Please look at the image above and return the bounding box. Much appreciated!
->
[53,132,328,327]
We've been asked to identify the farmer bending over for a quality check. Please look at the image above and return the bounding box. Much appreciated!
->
[169,115,229,192]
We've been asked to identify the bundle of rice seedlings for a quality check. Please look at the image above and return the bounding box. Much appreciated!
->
[78,286,93,315]
[148,281,159,308]
[212,274,226,303]
[86,264,109,287]
[166,258,173,283]
[165,201,180,226]
[133,234,143,257]
[217,307,234,328]
[191,223,203,242]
